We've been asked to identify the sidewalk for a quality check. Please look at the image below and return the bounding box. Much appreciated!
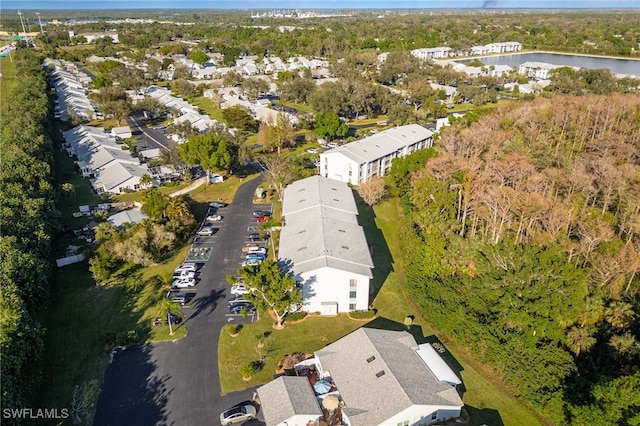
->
[169,176,207,197]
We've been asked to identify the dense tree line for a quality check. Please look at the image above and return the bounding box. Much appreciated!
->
[393,94,640,424]
[24,11,638,60]
[0,50,57,420]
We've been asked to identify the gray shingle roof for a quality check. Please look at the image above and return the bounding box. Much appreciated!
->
[279,208,373,277]
[315,328,463,426]
[323,124,433,163]
[257,376,322,426]
[282,175,357,217]
[279,176,372,277]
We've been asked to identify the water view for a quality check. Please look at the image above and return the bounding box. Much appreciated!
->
[459,52,640,77]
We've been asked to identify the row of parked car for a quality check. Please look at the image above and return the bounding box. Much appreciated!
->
[196,202,229,237]
[172,262,199,288]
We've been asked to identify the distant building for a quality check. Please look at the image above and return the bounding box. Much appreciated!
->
[411,47,452,60]
[319,124,434,186]
[518,61,567,80]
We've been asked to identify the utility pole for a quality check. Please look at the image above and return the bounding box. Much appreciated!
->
[17,10,31,47]
[36,12,44,35]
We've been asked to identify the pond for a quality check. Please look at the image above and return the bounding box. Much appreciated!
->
[458,52,640,77]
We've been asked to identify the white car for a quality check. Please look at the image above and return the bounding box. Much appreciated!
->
[175,263,197,273]
[306,148,319,154]
[230,284,252,295]
[173,270,195,280]
[246,247,267,255]
[172,278,196,288]
[220,404,256,425]
[241,259,262,268]
[196,226,217,236]
[205,214,223,222]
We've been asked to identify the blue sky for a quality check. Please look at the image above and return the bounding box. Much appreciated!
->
[4,0,640,10]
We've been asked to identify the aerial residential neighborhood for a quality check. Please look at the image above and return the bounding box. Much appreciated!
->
[2,6,640,426]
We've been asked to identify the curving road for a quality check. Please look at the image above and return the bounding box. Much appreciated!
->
[95,175,270,426]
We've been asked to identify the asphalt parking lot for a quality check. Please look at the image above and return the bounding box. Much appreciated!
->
[94,176,271,426]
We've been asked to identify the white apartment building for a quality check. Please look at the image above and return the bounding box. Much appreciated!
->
[319,124,434,186]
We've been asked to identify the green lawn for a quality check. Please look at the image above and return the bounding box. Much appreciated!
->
[0,56,16,104]
[218,314,364,393]
[276,100,314,114]
[191,96,226,122]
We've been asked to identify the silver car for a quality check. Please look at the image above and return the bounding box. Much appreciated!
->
[219,404,256,425]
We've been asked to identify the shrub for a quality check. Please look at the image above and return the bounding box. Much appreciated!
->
[349,309,377,319]
[115,330,139,346]
[239,364,254,378]
[286,311,307,321]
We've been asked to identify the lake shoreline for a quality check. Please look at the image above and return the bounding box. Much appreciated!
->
[452,50,640,77]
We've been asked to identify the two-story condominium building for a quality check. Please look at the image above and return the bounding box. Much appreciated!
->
[518,61,566,80]
[410,47,452,60]
[319,124,434,186]
[279,176,373,315]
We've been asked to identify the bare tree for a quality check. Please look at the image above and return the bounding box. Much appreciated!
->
[357,177,387,206]
[257,154,294,201]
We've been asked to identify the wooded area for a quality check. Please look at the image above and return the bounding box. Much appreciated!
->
[394,94,640,425]
[0,50,56,419]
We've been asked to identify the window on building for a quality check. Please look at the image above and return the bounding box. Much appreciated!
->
[349,303,356,311]
[349,279,357,287]
[349,290,357,299]
[396,422,409,426]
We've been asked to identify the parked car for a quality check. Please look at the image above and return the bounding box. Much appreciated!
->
[230,284,252,295]
[252,210,271,218]
[229,303,256,315]
[241,259,263,267]
[209,201,229,208]
[219,404,257,425]
[248,232,269,241]
[196,226,217,236]
[167,290,186,304]
[306,148,320,154]
[205,214,223,222]
[228,295,250,305]
[173,270,195,280]
[246,247,266,255]
[256,215,269,223]
[168,313,182,324]
[242,244,261,252]
[172,278,196,288]
[174,263,197,273]
[245,253,266,261]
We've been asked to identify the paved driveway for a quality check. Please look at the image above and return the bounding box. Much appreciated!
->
[126,114,174,151]
[95,176,270,426]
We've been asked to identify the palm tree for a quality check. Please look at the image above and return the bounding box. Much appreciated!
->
[605,301,635,330]
[158,298,181,336]
[139,173,154,188]
[609,332,638,359]
[166,196,194,225]
[566,326,597,356]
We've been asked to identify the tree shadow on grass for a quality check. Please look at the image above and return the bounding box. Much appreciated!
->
[352,192,393,304]
[463,405,504,426]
